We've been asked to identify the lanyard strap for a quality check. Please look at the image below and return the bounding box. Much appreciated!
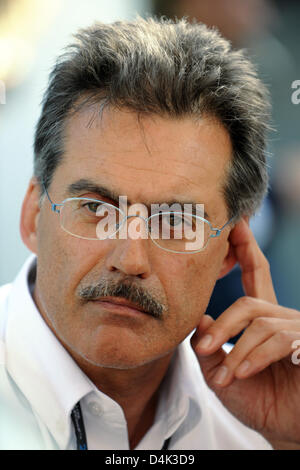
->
[71,402,171,451]
[71,402,88,450]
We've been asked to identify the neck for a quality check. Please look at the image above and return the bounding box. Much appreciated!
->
[72,351,174,449]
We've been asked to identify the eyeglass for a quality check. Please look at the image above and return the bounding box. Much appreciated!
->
[43,184,235,254]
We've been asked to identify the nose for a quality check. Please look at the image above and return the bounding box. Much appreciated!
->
[105,218,152,279]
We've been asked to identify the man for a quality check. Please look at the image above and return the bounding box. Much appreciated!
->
[1,16,300,450]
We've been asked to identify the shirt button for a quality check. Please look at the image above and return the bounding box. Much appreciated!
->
[88,401,103,417]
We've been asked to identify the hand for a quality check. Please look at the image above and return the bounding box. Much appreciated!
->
[191,218,300,449]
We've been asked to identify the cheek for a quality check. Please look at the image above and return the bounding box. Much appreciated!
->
[184,256,217,307]
[36,213,107,303]
[166,251,224,328]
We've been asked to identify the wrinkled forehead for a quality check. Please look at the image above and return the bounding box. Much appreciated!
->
[53,106,232,220]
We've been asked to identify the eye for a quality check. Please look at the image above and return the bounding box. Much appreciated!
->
[82,201,101,213]
[168,213,183,227]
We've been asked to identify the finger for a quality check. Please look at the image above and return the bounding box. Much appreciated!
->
[234,330,300,379]
[191,315,227,382]
[194,314,215,333]
[212,318,300,387]
[195,299,300,355]
[192,314,236,355]
[230,219,277,304]
[191,314,219,354]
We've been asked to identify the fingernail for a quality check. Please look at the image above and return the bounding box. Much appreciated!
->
[198,334,213,350]
[213,365,228,385]
[236,360,251,376]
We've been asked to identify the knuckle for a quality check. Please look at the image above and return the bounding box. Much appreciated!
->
[275,329,293,343]
[252,316,274,331]
[262,256,270,271]
[237,296,253,309]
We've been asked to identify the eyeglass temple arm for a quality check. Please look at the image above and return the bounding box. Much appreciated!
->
[42,182,61,213]
[210,216,236,238]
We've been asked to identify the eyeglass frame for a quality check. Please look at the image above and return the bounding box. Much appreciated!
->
[42,182,236,254]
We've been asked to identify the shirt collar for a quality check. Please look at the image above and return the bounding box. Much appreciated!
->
[4,254,202,449]
[153,339,201,442]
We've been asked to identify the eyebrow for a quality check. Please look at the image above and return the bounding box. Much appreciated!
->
[65,178,210,220]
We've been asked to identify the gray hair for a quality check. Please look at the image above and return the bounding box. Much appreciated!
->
[34,15,272,220]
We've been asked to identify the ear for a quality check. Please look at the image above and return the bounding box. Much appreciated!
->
[20,177,41,254]
[217,216,250,280]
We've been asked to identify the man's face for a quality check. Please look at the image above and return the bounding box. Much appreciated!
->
[32,106,233,369]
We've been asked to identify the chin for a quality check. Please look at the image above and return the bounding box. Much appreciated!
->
[73,339,175,370]
[76,349,167,370]
[58,323,177,371]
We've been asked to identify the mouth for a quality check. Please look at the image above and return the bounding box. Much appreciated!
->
[90,296,150,317]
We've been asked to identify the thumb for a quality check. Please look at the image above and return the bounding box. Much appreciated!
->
[191,314,228,388]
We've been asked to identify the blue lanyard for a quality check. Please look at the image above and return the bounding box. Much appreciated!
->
[71,402,171,450]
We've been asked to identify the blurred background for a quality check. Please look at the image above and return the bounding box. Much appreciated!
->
[0,0,299,328]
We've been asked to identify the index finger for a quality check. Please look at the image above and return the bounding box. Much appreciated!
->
[229,218,277,304]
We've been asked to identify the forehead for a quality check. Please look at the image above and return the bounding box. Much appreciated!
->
[56,106,232,219]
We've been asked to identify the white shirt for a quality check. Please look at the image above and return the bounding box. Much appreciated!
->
[0,255,272,450]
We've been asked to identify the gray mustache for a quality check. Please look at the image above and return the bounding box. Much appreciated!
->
[78,280,166,319]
